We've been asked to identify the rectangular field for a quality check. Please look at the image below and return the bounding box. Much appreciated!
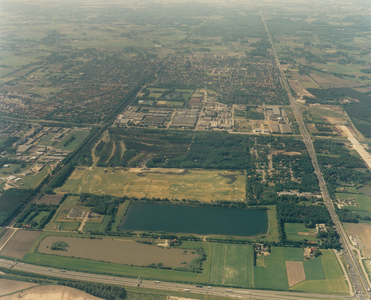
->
[344,223,371,258]
[55,167,246,202]
[0,230,41,259]
[285,223,317,242]
[55,130,90,151]
[209,243,254,287]
[291,250,348,295]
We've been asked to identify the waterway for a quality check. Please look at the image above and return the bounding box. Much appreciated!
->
[119,202,268,237]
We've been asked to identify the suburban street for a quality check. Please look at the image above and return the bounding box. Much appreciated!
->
[260,12,371,300]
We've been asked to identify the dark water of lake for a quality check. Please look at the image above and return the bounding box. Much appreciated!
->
[119,202,268,237]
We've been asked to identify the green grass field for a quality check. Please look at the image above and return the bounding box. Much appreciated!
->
[55,167,246,202]
[17,166,50,189]
[291,250,349,295]
[83,215,109,233]
[209,243,254,287]
[336,193,371,213]
[304,257,326,280]
[111,201,130,232]
[285,223,317,242]
[254,247,290,290]
[38,134,56,146]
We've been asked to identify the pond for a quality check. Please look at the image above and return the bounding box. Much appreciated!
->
[119,202,268,237]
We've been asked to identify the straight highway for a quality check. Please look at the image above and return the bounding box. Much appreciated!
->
[0,258,356,300]
[260,12,370,300]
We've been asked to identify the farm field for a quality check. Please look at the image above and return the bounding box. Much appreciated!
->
[38,236,199,268]
[0,228,15,249]
[23,232,213,284]
[55,167,246,202]
[336,193,371,216]
[344,223,371,258]
[0,230,41,259]
[0,278,38,297]
[209,243,254,287]
[291,250,349,295]
[285,223,317,242]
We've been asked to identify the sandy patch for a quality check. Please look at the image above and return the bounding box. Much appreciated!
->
[298,232,316,236]
[286,261,306,287]
[0,279,38,296]
[283,152,302,156]
[337,125,371,169]
[0,285,102,300]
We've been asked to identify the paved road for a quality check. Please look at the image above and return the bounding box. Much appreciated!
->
[0,258,356,300]
[260,12,370,300]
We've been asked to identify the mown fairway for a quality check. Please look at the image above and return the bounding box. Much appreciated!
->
[209,243,254,287]
[56,167,246,202]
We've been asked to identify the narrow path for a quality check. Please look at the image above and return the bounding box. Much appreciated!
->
[78,213,89,233]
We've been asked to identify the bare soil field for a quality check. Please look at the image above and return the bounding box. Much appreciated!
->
[56,167,246,202]
[344,223,371,258]
[0,230,41,259]
[286,261,305,287]
[37,194,64,205]
[0,279,38,296]
[0,228,15,249]
[310,73,361,88]
[38,236,199,267]
[1,285,102,300]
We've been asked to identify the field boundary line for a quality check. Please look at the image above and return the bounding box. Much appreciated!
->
[0,228,18,252]
[208,243,215,284]
[333,249,354,295]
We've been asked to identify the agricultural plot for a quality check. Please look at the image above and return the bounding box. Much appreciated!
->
[56,167,246,202]
[38,236,199,268]
[285,223,317,242]
[209,243,254,287]
[0,230,41,259]
[344,223,371,258]
[0,279,38,297]
[37,194,65,205]
[291,250,348,295]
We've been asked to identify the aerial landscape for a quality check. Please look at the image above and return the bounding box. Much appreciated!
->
[1,0,371,299]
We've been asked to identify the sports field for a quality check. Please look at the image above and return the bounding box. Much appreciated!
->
[55,167,246,202]
[209,243,254,287]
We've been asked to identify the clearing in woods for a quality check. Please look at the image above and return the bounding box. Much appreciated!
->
[209,243,254,287]
[55,167,246,202]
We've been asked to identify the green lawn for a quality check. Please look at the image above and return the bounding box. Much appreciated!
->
[83,215,109,233]
[304,257,326,280]
[336,193,371,213]
[111,201,130,232]
[254,246,289,290]
[38,134,57,146]
[18,166,50,189]
[209,243,254,287]
[285,223,317,242]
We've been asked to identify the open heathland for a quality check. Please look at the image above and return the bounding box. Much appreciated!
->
[37,194,65,205]
[209,243,254,287]
[0,230,41,259]
[55,167,246,202]
[38,236,199,268]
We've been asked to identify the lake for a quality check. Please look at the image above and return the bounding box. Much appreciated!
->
[119,202,268,237]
